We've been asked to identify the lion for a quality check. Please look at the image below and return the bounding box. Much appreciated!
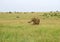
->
[28,17,40,25]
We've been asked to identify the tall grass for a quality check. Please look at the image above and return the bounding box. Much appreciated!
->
[0,12,60,42]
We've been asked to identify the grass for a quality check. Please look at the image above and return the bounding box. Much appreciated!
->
[0,12,60,42]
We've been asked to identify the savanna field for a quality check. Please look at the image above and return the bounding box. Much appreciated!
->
[0,12,60,42]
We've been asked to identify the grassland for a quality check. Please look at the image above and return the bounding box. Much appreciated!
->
[0,12,60,42]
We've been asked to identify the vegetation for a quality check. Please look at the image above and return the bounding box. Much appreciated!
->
[42,11,60,18]
[0,11,60,42]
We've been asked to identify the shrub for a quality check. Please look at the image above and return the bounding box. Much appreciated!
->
[16,16,20,18]
[9,12,12,14]
[43,13,47,16]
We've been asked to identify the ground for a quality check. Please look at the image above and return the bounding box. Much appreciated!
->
[0,12,60,42]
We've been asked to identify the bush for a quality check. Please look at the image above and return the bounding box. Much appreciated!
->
[43,13,47,16]
[31,12,34,13]
[24,12,27,14]
[54,13,57,16]
[16,16,20,18]
[9,12,12,14]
